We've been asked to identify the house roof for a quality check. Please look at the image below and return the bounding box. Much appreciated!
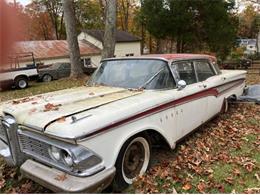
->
[13,40,101,61]
[83,29,141,43]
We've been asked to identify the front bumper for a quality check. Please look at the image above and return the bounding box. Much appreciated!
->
[0,139,15,166]
[21,160,116,193]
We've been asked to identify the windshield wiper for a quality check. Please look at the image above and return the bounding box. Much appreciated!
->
[138,68,164,89]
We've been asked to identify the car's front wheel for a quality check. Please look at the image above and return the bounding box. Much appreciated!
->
[113,134,151,192]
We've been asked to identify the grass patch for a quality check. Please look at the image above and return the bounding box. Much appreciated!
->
[0,77,88,102]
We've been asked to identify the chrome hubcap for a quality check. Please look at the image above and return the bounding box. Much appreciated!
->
[18,80,27,88]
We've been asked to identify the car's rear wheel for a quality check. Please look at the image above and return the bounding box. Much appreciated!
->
[15,77,28,89]
[42,74,53,82]
[113,134,151,192]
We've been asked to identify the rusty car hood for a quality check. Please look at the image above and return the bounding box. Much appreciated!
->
[0,86,143,132]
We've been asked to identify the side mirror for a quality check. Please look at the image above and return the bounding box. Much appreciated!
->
[177,80,187,90]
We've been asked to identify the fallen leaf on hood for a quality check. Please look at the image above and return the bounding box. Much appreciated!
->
[12,97,35,105]
[31,101,38,105]
[43,103,62,112]
[57,117,66,123]
[29,108,37,114]
[54,173,67,181]
[182,183,192,191]
[89,92,95,95]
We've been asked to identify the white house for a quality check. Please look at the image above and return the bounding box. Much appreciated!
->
[78,30,141,59]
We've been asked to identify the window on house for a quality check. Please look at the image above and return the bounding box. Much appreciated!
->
[81,58,91,67]
[125,53,134,57]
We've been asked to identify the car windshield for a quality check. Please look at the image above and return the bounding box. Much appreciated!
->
[88,59,176,90]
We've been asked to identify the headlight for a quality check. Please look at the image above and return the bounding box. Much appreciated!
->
[47,143,103,176]
[62,150,73,167]
[48,146,61,161]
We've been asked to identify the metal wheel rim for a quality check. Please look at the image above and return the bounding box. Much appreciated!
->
[122,137,150,184]
[18,80,27,88]
[43,75,52,82]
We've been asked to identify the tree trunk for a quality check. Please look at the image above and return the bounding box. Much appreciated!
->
[102,0,117,59]
[62,0,83,78]
[141,21,145,54]
[257,30,260,55]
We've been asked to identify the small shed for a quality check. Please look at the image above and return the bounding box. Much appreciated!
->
[78,30,141,57]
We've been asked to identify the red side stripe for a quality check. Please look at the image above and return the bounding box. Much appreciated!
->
[78,78,245,140]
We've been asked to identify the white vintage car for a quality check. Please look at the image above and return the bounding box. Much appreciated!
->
[0,54,246,192]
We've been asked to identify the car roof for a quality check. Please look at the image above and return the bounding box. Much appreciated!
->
[103,53,216,62]
[146,53,215,61]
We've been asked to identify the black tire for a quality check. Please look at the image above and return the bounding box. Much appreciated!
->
[112,134,151,192]
[14,76,28,89]
[42,74,53,82]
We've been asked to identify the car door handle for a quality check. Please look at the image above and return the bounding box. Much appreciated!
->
[199,84,207,88]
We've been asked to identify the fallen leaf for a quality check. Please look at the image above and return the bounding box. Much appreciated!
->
[57,117,66,123]
[244,162,255,172]
[0,178,5,189]
[182,183,192,191]
[197,182,206,193]
[225,176,234,185]
[255,173,260,182]
[43,103,61,112]
[54,174,67,181]
[89,92,95,95]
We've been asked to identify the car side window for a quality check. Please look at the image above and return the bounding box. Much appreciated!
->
[58,63,70,70]
[194,61,215,81]
[146,65,176,89]
[174,61,197,85]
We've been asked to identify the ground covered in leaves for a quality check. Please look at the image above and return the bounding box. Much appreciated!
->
[131,103,260,193]
[0,74,259,193]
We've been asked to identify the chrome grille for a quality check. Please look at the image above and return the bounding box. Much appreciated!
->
[0,120,7,143]
[17,130,66,170]
[18,133,50,159]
